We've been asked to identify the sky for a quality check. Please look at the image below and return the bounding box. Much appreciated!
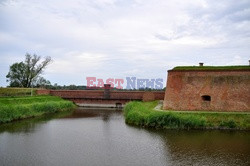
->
[0,0,250,87]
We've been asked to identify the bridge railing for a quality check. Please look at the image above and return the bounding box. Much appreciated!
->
[36,89,165,101]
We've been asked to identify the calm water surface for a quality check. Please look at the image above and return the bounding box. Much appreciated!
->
[0,108,249,166]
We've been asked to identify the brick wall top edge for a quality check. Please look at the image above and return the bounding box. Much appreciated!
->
[111,91,164,93]
[50,90,103,92]
[168,69,250,72]
[49,90,164,93]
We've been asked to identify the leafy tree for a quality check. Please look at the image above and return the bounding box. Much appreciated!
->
[34,77,51,88]
[6,53,52,87]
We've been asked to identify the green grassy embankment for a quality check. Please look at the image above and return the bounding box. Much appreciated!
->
[172,65,250,71]
[0,88,37,97]
[124,101,250,130]
[0,96,75,123]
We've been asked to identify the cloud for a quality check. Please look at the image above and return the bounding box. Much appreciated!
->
[0,0,249,87]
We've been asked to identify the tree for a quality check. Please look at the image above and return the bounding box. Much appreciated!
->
[6,53,52,87]
[34,77,51,88]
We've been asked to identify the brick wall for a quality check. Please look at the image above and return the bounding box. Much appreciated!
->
[50,90,103,99]
[36,89,165,103]
[163,70,250,112]
[36,89,51,95]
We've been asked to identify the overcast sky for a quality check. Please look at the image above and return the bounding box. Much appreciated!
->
[0,0,250,87]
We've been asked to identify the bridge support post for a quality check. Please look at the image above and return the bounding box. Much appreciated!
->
[104,84,111,99]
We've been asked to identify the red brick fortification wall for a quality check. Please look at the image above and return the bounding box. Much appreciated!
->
[142,92,165,101]
[36,89,51,95]
[163,70,250,112]
[50,90,104,99]
[36,89,165,101]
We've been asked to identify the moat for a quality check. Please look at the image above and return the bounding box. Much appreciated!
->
[0,107,249,166]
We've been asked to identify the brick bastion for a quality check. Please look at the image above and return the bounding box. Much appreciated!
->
[163,69,250,112]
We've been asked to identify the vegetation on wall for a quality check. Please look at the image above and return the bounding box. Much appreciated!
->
[173,65,250,71]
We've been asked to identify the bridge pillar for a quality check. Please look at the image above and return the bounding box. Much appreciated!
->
[104,84,111,99]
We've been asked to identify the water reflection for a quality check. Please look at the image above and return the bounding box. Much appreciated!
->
[156,130,250,166]
[61,107,122,122]
[0,107,249,166]
[0,111,73,134]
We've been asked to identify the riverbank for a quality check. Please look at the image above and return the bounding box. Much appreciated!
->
[124,101,250,130]
[0,96,75,123]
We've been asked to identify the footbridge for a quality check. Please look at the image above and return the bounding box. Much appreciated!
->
[37,86,165,108]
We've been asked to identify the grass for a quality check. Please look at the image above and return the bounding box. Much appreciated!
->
[124,101,250,130]
[172,65,250,71]
[0,88,37,97]
[0,96,75,123]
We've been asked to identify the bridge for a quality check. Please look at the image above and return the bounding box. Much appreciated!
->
[37,85,165,108]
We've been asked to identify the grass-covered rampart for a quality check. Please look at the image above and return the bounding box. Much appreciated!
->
[0,88,37,97]
[172,65,250,71]
[0,96,75,123]
[124,101,250,130]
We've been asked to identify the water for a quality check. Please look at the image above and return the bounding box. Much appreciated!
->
[0,108,249,166]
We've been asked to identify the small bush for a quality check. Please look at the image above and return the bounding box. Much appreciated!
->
[219,119,237,128]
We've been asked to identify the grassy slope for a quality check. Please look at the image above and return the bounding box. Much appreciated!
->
[172,65,250,71]
[0,88,37,97]
[0,96,75,123]
[124,101,250,130]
